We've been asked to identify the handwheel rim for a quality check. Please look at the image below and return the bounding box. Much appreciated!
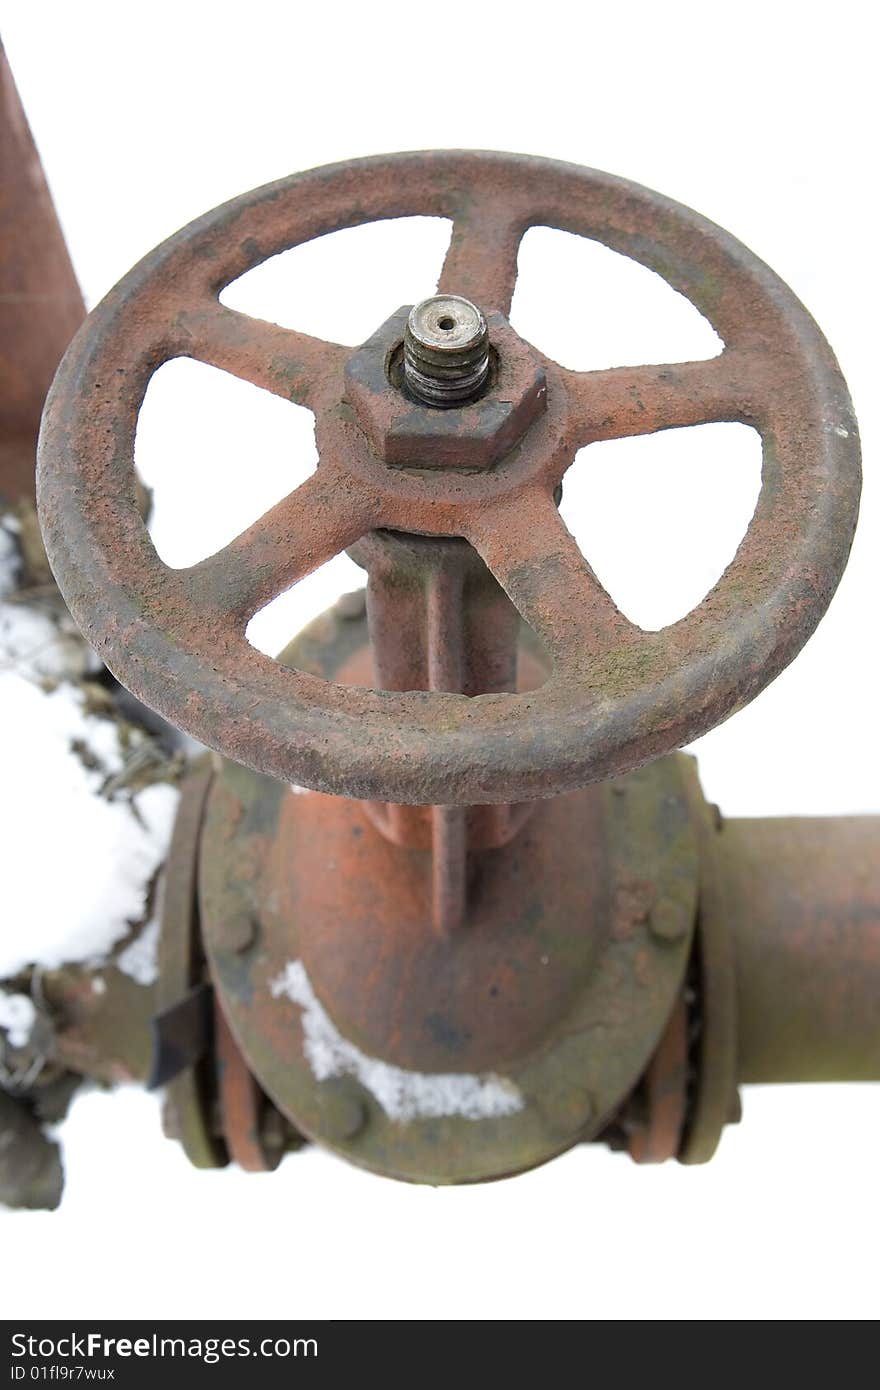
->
[37,151,860,804]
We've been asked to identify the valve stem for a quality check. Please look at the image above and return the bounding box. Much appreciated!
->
[404,294,490,407]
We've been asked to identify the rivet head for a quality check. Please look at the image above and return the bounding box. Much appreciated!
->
[216,912,257,954]
[647,902,689,942]
[538,1083,595,1137]
[317,1084,367,1142]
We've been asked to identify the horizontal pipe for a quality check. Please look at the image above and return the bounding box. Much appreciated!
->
[719,817,880,1083]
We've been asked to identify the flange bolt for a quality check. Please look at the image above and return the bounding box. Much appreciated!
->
[403,294,490,407]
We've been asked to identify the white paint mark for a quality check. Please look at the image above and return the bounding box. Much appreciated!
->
[270,959,523,1123]
[289,783,311,796]
[91,977,107,996]
[0,992,37,1048]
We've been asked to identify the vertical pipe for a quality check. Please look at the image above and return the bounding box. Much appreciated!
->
[365,560,429,845]
[0,43,84,501]
[354,530,532,933]
[427,561,466,936]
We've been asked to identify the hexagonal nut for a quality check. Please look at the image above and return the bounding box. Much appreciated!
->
[344,306,547,470]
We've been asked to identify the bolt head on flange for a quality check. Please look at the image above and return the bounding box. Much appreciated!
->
[344,304,547,470]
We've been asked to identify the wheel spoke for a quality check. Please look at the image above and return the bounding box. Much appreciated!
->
[173,301,347,410]
[183,463,380,622]
[562,350,764,447]
[465,488,639,674]
[437,204,527,317]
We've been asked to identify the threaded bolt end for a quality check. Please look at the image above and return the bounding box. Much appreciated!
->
[403,295,490,407]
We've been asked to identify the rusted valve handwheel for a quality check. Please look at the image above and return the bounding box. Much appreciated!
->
[38,153,860,805]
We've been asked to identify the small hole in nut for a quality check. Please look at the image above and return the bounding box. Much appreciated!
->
[438,316,456,331]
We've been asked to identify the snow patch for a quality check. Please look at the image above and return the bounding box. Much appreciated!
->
[270,959,523,1123]
[0,992,37,1048]
[116,908,161,987]
[0,519,20,595]
[0,676,179,977]
[0,514,99,682]
[0,601,94,683]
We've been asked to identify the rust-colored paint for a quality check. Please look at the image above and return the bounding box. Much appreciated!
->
[0,41,84,501]
[37,153,860,806]
[197,603,699,1183]
[349,530,542,934]
[678,768,739,1165]
[157,757,227,1170]
[345,306,547,469]
[14,133,874,1187]
[214,999,282,1172]
[628,991,689,1164]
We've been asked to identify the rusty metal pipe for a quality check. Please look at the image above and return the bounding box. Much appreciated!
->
[718,817,880,1084]
[0,42,84,501]
[355,530,525,857]
[427,560,466,935]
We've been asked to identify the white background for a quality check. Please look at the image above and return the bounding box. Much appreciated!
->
[3,1,878,1320]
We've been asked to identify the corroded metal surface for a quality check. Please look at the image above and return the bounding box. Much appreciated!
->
[627,990,689,1164]
[346,305,546,466]
[0,41,84,501]
[46,964,157,1087]
[37,152,860,806]
[678,767,739,1165]
[157,757,227,1169]
[19,132,874,1188]
[214,1000,285,1172]
[349,530,542,935]
[197,602,699,1184]
[721,817,880,1083]
[403,294,490,407]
